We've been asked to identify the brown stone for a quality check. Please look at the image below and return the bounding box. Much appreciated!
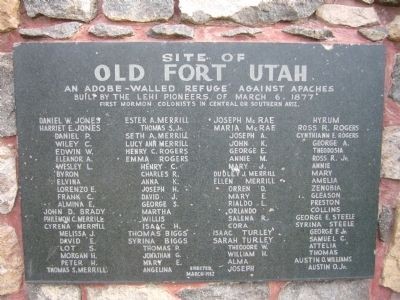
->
[316,5,379,28]
[86,285,175,300]
[381,126,400,180]
[0,0,19,33]
[0,224,23,296]
[382,204,400,292]
[388,16,400,41]
[0,142,17,214]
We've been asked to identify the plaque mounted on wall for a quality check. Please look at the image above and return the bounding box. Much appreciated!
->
[14,42,384,282]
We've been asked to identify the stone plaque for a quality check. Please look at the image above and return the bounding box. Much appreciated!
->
[14,42,384,282]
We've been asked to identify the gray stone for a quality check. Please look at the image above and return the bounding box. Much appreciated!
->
[103,0,174,22]
[179,0,323,26]
[178,283,269,300]
[89,23,134,38]
[150,24,194,39]
[379,206,394,242]
[282,25,333,40]
[388,16,400,42]
[278,280,369,300]
[0,0,20,33]
[389,54,400,102]
[221,27,262,37]
[358,27,388,42]
[360,0,374,3]
[0,142,17,214]
[86,285,175,300]
[316,4,379,28]
[19,22,83,39]
[27,285,81,300]
[0,53,16,137]
[0,224,23,296]
[23,0,97,22]
[381,126,400,179]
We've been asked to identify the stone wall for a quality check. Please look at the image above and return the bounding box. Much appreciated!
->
[0,0,399,299]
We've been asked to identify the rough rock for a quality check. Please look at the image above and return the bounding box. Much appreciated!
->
[377,0,400,5]
[379,206,394,242]
[23,0,97,22]
[282,25,333,40]
[221,27,262,37]
[19,22,83,39]
[179,0,323,26]
[27,285,80,300]
[390,54,400,102]
[178,283,269,300]
[316,5,379,28]
[0,224,23,296]
[0,143,16,214]
[382,205,400,292]
[86,285,175,300]
[0,0,19,33]
[89,23,133,38]
[388,16,400,41]
[278,280,369,300]
[381,126,400,179]
[0,53,16,137]
[103,0,174,22]
[358,27,388,41]
[150,24,194,39]
[361,0,374,3]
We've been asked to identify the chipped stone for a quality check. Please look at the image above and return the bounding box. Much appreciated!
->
[316,5,379,28]
[0,143,16,214]
[278,280,369,300]
[221,27,262,37]
[389,54,400,102]
[87,285,175,300]
[0,224,23,296]
[379,206,394,242]
[179,0,323,26]
[382,205,400,292]
[358,27,388,41]
[23,0,97,22]
[19,22,83,39]
[89,23,133,38]
[282,25,333,40]
[0,53,16,137]
[103,0,174,22]
[381,126,400,179]
[388,16,400,42]
[150,24,194,39]
[27,285,81,300]
[0,0,19,33]
[178,283,269,300]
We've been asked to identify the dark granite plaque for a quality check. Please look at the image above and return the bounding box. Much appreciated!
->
[14,42,384,283]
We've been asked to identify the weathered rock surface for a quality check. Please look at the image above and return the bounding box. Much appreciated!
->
[381,126,400,179]
[382,205,400,292]
[89,23,133,38]
[377,0,400,5]
[221,27,262,37]
[103,0,174,22]
[23,0,97,22]
[283,25,333,40]
[0,0,19,33]
[0,53,16,137]
[0,224,23,296]
[27,285,81,300]
[179,0,323,26]
[150,24,194,39]
[19,22,83,39]
[379,205,394,242]
[389,54,400,102]
[278,280,369,300]
[361,0,374,4]
[316,5,379,28]
[178,283,269,300]
[388,16,400,41]
[358,27,388,41]
[87,285,175,300]
[0,143,16,214]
